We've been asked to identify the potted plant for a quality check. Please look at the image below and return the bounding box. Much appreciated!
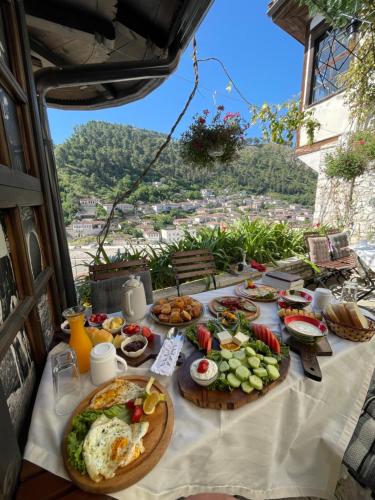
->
[325,130,375,181]
[180,106,248,167]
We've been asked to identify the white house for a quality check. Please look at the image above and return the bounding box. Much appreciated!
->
[68,219,105,237]
[268,1,374,240]
[143,230,160,243]
[160,226,197,243]
[79,197,101,207]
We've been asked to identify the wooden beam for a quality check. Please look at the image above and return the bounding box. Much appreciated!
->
[296,135,340,156]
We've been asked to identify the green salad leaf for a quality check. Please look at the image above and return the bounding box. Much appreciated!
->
[66,404,130,474]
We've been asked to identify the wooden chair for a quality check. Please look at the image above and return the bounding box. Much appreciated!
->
[171,249,217,296]
[88,259,154,311]
[88,258,149,280]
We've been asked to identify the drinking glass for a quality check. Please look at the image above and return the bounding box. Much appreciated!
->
[340,280,358,303]
[52,348,82,415]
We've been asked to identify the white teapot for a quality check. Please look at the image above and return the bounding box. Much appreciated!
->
[121,275,147,322]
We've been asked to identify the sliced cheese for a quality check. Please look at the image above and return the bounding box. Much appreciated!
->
[233,331,249,346]
[217,330,233,345]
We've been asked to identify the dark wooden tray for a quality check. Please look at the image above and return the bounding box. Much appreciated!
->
[117,333,162,367]
[177,350,290,410]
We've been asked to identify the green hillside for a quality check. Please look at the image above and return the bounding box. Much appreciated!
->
[54,121,318,223]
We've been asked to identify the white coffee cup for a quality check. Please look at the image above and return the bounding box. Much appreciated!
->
[312,288,332,312]
[90,342,127,386]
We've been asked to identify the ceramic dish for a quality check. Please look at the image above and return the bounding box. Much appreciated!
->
[235,283,278,302]
[120,334,148,358]
[281,289,313,306]
[102,316,125,334]
[190,358,219,387]
[284,315,326,343]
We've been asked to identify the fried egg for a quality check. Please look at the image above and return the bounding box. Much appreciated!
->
[83,415,149,482]
[89,379,145,410]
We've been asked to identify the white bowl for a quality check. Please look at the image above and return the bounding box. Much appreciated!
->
[190,358,219,387]
[102,317,125,334]
[120,334,148,358]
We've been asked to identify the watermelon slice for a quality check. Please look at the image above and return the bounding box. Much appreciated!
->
[252,323,281,354]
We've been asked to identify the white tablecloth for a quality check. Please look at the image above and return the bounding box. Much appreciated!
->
[24,285,375,500]
[351,241,375,271]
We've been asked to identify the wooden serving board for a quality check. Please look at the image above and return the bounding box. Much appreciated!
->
[208,296,260,322]
[117,334,162,367]
[178,351,290,410]
[62,376,174,494]
[283,327,332,382]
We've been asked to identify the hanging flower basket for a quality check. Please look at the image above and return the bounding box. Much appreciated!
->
[180,106,249,168]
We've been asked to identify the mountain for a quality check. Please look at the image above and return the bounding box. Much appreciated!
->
[54,121,318,223]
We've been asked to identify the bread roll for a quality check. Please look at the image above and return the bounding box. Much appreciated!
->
[325,304,340,323]
[345,303,369,329]
[85,327,113,345]
[331,304,352,325]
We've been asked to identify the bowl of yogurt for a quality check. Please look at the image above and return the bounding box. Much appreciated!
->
[190,358,218,387]
[285,315,327,343]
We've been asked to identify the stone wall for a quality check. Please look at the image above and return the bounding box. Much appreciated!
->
[299,145,375,242]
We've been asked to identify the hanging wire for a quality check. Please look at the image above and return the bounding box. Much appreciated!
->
[95,36,199,258]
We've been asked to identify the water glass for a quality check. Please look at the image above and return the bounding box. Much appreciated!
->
[340,281,358,303]
[52,348,82,415]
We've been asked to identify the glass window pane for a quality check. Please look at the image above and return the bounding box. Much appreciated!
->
[0,87,27,172]
[0,328,36,438]
[0,8,9,66]
[310,29,352,104]
[37,292,54,349]
[20,207,44,280]
[0,211,19,326]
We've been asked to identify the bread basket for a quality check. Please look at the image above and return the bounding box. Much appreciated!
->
[323,314,375,342]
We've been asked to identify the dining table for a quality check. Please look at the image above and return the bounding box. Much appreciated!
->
[24,284,375,500]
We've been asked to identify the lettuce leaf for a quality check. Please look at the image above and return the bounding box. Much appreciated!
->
[66,404,130,473]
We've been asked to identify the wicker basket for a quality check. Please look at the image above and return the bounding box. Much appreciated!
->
[323,314,375,342]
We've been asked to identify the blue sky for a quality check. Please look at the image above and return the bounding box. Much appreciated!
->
[48,0,304,145]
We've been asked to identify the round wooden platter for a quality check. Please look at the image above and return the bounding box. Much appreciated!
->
[208,296,260,321]
[178,351,290,410]
[62,376,174,494]
[235,284,278,303]
[149,298,204,327]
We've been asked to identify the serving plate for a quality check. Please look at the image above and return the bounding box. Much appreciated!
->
[62,376,174,494]
[150,309,203,327]
[235,283,278,302]
[280,289,313,306]
[208,296,259,321]
[284,315,326,344]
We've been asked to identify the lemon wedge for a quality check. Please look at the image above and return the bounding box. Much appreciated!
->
[143,392,166,415]
[145,376,155,395]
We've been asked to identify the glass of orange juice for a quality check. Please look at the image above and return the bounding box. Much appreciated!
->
[62,305,92,373]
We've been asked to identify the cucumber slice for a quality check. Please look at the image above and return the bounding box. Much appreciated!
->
[227,373,241,388]
[228,358,241,370]
[241,381,254,394]
[263,356,278,366]
[253,367,268,378]
[221,349,233,360]
[219,361,230,373]
[249,374,263,391]
[267,365,280,381]
[235,365,250,381]
[248,356,261,369]
[219,373,227,381]
[233,349,246,361]
[245,346,256,356]
[256,354,264,361]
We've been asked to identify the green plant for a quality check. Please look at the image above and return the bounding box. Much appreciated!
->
[325,130,375,181]
[180,106,248,167]
[75,275,92,305]
[249,99,320,145]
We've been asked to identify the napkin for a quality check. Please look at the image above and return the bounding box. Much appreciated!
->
[150,336,184,376]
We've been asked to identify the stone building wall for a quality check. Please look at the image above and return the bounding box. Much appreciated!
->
[299,145,375,241]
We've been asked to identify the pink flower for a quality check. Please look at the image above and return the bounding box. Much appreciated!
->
[198,117,206,124]
[358,139,365,145]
